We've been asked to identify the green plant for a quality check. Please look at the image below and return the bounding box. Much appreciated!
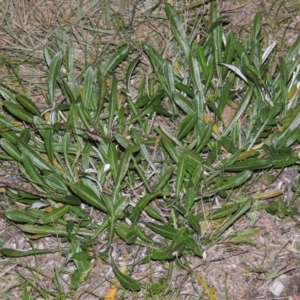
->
[0,3,300,297]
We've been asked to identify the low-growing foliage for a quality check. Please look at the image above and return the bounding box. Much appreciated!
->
[0,2,300,297]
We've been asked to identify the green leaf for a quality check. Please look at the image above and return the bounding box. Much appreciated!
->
[113,147,133,201]
[111,259,141,291]
[42,171,68,193]
[103,45,130,77]
[144,222,177,239]
[144,206,166,223]
[61,195,81,205]
[0,139,21,161]
[16,94,41,116]
[268,153,298,169]
[82,66,94,108]
[108,143,118,182]
[189,54,204,94]
[38,205,71,224]
[173,92,193,114]
[21,153,46,186]
[153,167,174,193]
[72,251,94,260]
[48,51,63,105]
[108,74,118,135]
[208,204,239,220]
[167,227,189,256]
[3,102,34,124]
[176,112,197,140]
[0,247,63,257]
[252,12,261,39]
[0,86,17,103]
[224,158,272,171]
[184,238,203,257]
[69,181,107,213]
[185,180,195,214]
[20,224,93,237]
[216,197,253,238]
[149,282,167,295]
[134,226,154,243]
[210,3,223,77]
[132,192,162,225]
[65,44,74,73]
[17,139,54,171]
[126,56,140,91]
[150,249,174,260]
[175,153,187,198]
[195,122,212,153]
[204,170,252,197]
[4,209,38,223]
[161,135,179,163]
[165,3,190,59]
[186,215,201,234]
[116,223,137,244]
[164,60,175,96]
[143,43,164,70]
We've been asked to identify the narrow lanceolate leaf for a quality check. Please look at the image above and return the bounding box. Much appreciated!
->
[153,167,174,193]
[20,224,94,236]
[48,51,63,105]
[103,45,130,77]
[0,247,66,257]
[108,74,118,135]
[1,139,21,161]
[126,56,140,91]
[161,135,179,163]
[22,153,46,186]
[165,3,190,59]
[82,66,94,108]
[142,43,164,70]
[69,181,107,213]
[224,158,272,172]
[220,63,249,83]
[38,205,71,225]
[144,222,177,239]
[163,60,175,97]
[3,102,34,124]
[208,204,239,220]
[16,95,41,116]
[4,209,38,223]
[189,54,203,94]
[176,153,187,199]
[17,139,54,171]
[185,180,195,214]
[116,223,137,244]
[0,86,17,103]
[176,112,197,140]
[216,197,253,238]
[275,105,300,144]
[113,147,133,201]
[65,44,74,73]
[108,143,118,182]
[131,192,162,225]
[262,41,276,65]
[203,170,252,197]
[111,259,141,291]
